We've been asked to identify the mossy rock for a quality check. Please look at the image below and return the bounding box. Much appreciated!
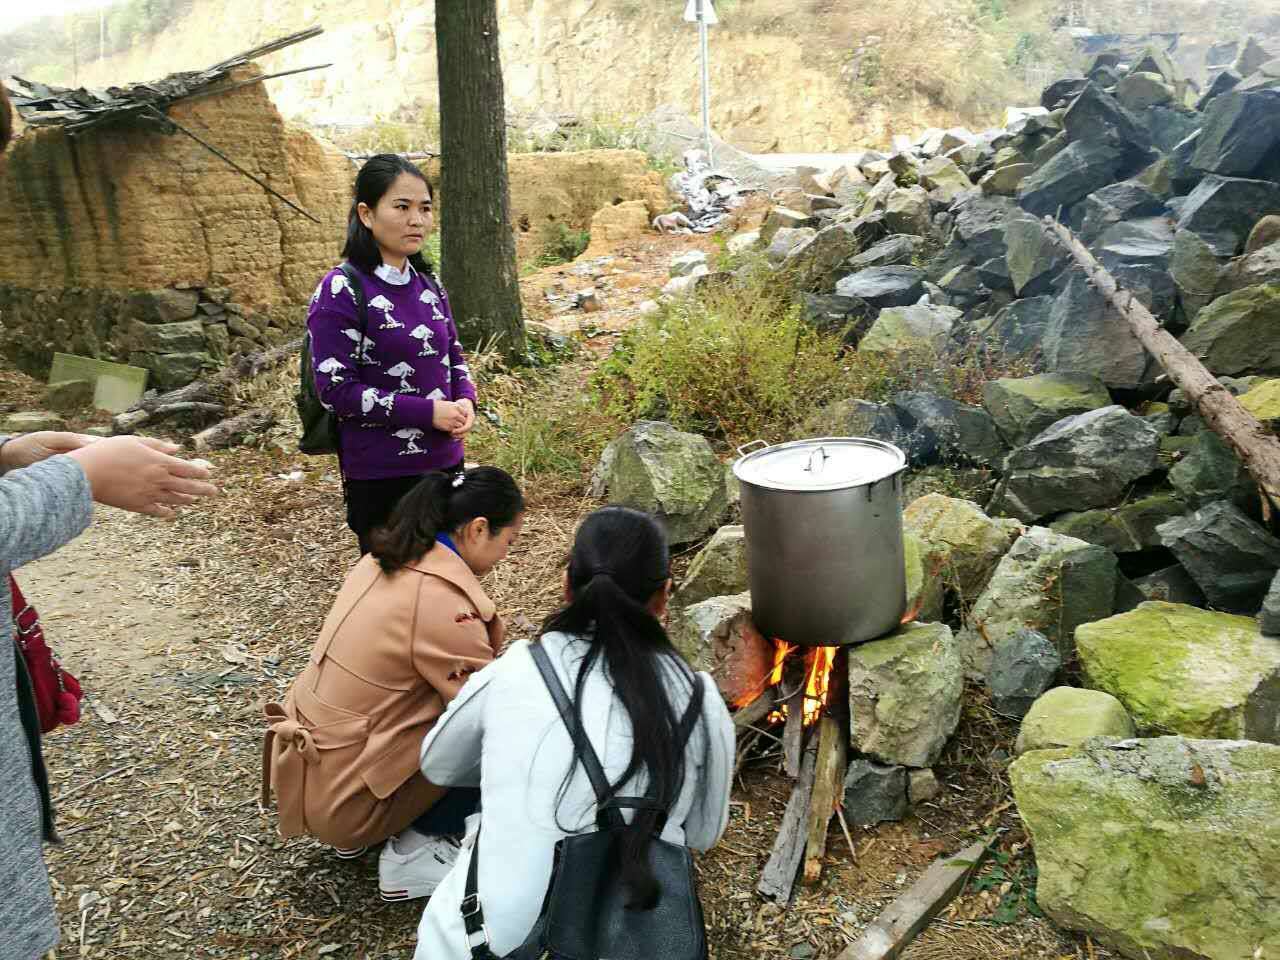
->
[1078,601,1280,741]
[673,525,746,611]
[1050,492,1187,553]
[982,373,1111,447]
[1239,377,1280,425]
[1011,737,1280,959]
[1180,283,1280,377]
[1014,685,1135,755]
[903,493,1021,602]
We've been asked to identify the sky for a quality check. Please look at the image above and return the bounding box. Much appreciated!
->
[1,0,114,31]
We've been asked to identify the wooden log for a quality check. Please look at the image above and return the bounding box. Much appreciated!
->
[733,684,779,730]
[192,408,276,452]
[1044,216,1280,515]
[834,840,989,960]
[802,648,849,885]
[782,683,806,777]
[801,715,847,885]
[756,738,819,903]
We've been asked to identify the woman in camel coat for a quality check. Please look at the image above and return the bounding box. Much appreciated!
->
[263,466,523,900]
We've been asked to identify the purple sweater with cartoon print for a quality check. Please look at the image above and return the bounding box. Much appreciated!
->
[307,262,477,481]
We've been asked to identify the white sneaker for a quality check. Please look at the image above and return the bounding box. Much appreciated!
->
[378,833,461,901]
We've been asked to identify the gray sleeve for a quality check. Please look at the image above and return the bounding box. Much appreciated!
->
[683,672,735,852]
[0,455,93,571]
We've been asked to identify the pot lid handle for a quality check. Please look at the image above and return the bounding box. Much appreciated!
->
[736,439,770,458]
[804,445,829,476]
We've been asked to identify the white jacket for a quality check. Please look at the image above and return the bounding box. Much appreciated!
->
[413,632,735,959]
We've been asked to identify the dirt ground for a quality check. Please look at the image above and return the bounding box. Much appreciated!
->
[9,224,1115,960]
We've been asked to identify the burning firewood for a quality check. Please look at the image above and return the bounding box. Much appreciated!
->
[756,737,819,903]
[802,713,848,886]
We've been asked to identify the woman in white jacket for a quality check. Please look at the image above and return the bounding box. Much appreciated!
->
[413,506,735,959]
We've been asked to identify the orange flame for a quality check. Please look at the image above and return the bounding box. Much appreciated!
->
[802,646,837,726]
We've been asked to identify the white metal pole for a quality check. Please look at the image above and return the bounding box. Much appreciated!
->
[697,0,712,163]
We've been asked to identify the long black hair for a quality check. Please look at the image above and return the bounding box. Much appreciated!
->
[341,153,436,275]
[541,506,698,909]
[369,466,523,574]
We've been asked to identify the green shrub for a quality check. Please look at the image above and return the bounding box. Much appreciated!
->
[532,222,591,268]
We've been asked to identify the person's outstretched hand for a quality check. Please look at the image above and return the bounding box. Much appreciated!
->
[67,437,218,519]
[0,431,99,470]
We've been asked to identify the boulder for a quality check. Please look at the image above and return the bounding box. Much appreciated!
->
[846,621,962,768]
[127,288,199,324]
[1032,133,1068,168]
[858,304,958,357]
[949,195,1018,265]
[907,769,942,804]
[801,398,899,440]
[1080,601,1280,742]
[590,421,729,545]
[1196,68,1242,110]
[1192,88,1280,177]
[834,266,925,309]
[1093,217,1178,319]
[883,186,932,236]
[1261,571,1280,635]
[673,525,746,611]
[127,319,207,354]
[917,156,973,202]
[760,206,816,245]
[1011,737,1280,959]
[1240,378,1280,426]
[726,231,760,255]
[799,294,875,344]
[43,379,94,415]
[841,759,908,826]
[978,162,1034,197]
[1078,181,1166,244]
[1013,686,1134,754]
[1176,175,1280,257]
[1170,228,1225,321]
[982,373,1111,447]
[1042,270,1152,389]
[1234,35,1272,76]
[670,250,709,277]
[889,393,1005,467]
[133,351,212,391]
[980,296,1054,356]
[668,593,772,706]
[1050,493,1188,554]
[1222,238,1280,292]
[906,491,1024,604]
[1158,501,1280,614]
[1005,215,1067,296]
[1141,105,1202,154]
[766,227,817,265]
[1061,81,1153,154]
[1017,141,1123,217]
[846,235,920,272]
[1116,71,1174,109]
[1134,564,1207,606]
[1168,430,1255,510]
[1180,284,1280,376]
[904,531,944,623]
[1041,77,1088,110]
[993,406,1161,522]
[857,172,899,217]
[786,220,876,292]
[0,411,68,433]
[989,628,1061,718]
[960,526,1118,677]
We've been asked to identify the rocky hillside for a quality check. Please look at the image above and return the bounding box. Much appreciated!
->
[0,0,1081,152]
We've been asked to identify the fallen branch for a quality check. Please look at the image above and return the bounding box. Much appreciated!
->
[801,713,848,885]
[114,338,302,434]
[1044,216,1280,515]
[756,738,818,904]
[192,408,276,452]
[835,840,989,960]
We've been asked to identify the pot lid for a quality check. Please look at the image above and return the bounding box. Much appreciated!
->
[732,437,906,492]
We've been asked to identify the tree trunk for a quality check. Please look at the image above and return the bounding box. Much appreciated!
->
[435,0,526,363]
[1044,217,1280,517]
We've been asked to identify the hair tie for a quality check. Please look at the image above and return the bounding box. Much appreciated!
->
[451,473,465,489]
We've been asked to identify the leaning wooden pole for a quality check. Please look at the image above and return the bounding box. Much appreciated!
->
[1043,216,1280,517]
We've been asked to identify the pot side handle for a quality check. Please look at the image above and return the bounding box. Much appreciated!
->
[736,439,770,458]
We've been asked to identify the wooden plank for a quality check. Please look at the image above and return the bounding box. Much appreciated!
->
[834,841,989,960]
[756,738,818,903]
[801,713,848,885]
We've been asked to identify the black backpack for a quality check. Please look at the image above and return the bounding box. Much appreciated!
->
[462,642,709,960]
[297,262,369,456]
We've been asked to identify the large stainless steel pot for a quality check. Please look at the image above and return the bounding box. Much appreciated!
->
[732,437,907,647]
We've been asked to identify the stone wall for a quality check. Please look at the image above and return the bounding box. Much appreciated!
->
[0,64,352,382]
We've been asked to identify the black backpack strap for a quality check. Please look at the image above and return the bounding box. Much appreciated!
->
[462,838,497,960]
[337,262,371,366]
[529,641,627,830]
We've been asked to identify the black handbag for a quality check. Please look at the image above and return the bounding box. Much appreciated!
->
[461,642,709,960]
[297,262,369,455]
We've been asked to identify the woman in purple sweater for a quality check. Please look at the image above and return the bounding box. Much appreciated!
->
[308,155,477,553]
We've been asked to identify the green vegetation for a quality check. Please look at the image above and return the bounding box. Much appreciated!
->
[530,222,591,269]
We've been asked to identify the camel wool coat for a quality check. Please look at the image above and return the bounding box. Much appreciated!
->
[262,544,503,848]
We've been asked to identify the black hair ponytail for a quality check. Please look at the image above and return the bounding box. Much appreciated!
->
[540,507,697,910]
[369,466,523,574]
[341,153,437,275]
